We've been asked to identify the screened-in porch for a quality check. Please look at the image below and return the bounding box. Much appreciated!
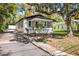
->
[26,18,53,34]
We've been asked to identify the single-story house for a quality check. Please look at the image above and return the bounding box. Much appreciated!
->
[16,14,55,34]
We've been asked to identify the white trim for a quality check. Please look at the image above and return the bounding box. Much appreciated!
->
[28,18,52,22]
[28,28,52,34]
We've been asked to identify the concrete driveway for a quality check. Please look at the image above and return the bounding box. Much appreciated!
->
[0,33,50,56]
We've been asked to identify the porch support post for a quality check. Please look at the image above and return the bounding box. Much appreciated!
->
[45,21,47,28]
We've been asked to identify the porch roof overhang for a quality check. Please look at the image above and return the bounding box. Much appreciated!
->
[25,14,55,22]
[73,20,79,22]
[72,19,79,23]
[28,18,53,22]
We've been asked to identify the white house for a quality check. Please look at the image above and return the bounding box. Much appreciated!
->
[16,14,55,34]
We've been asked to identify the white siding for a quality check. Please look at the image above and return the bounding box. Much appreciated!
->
[23,19,28,33]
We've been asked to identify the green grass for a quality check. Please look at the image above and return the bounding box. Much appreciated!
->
[53,31,79,36]
[73,32,79,36]
[53,31,67,35]
[50,30,79,55]
[58,40,79,55]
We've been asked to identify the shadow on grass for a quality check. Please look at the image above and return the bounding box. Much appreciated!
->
[62,43,79,55]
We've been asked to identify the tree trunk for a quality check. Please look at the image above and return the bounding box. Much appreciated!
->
[66,16,73,36]
[61,14,73,36]
[63,4,73,37]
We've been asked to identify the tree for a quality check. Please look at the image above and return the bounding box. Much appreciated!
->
[0,3,18,32]
[59,4,79,36]
[30,3,56,14]
[29,3,79,36]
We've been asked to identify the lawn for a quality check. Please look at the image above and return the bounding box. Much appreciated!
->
[46,31,79,55]
[53,31,67,35]
[53,31,79,36]
[46,36,79,55]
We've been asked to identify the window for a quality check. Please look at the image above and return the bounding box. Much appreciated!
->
[35,21,38,28]
[47,22,51,28]
[62,26,63,29]
[29,21,31,27]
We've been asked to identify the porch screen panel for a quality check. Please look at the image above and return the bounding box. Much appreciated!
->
[29,21,32,27]
[47,22,51,28]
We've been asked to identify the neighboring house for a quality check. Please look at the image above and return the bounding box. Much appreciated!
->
[16,14,55,34]
[53,20,79,32]
[72,19,79,31]
[53,22,67,32]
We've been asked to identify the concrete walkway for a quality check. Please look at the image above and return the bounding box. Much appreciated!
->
[32,42,72,56]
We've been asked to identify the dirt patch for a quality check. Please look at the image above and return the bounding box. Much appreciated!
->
[46,36,79,55]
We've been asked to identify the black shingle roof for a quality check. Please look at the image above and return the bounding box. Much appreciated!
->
[16,14,56,24]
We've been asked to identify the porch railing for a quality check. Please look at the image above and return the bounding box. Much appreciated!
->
[26,28,52,34]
